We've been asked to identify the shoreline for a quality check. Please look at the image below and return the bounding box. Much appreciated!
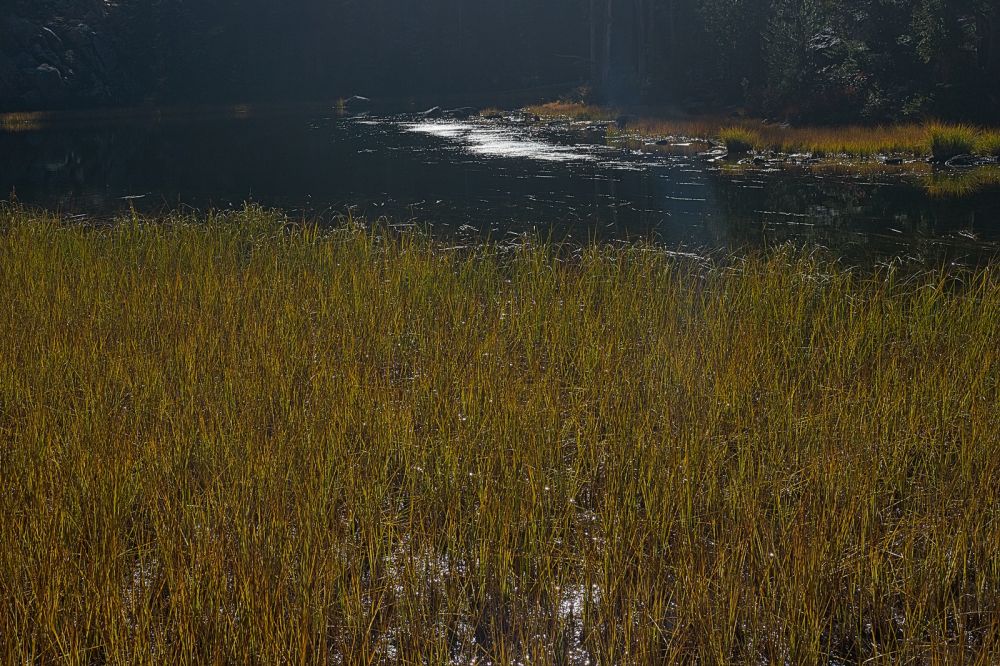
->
[523,102,1000,161]
[519,102,1000,197]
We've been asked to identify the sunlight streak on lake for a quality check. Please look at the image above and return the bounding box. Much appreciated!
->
[404,121,596,163]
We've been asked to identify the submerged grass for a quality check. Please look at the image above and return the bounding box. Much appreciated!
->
[925,166,1000,197]
[2,205,1000,664]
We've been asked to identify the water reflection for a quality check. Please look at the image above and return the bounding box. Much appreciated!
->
[404,121,598,162]
[2,109,999,263]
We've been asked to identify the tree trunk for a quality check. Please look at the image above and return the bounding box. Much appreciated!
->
[634,0,646,92]
[591,0,650,102]
[603,0,614,93]
[590,0,600,85]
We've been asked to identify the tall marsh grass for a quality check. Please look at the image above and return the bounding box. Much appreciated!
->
[528,102,1000,160]
[928,123,979,162]
[719,127,760,155]
[976,130,1000,158]
[2,205,999,663]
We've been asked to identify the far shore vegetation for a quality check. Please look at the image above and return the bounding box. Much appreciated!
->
[3,204,998,663]
[526,102,1000,162]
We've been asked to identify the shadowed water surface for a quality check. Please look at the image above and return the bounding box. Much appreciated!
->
[3,108,1000,262]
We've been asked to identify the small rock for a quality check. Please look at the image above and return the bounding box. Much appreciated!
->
[443,106,477,119]
[343,95,370,108]
[945,154,976,167]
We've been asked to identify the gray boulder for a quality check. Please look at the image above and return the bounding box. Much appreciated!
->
[40,26,64,51]
[945,154,977,167]
[33,63,66,103]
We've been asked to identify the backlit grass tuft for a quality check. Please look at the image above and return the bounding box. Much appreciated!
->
[719,126,760,154]
[2,204,999,663]
[928,123,979,162]
[976,130,1000,158]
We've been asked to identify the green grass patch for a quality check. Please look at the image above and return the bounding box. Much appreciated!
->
[719,126,760,155]
[2,204,1000,662]
[976,130,1000,158]
[928,123,979,161]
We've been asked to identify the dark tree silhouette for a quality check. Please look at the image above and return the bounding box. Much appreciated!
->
[1,0,998,122]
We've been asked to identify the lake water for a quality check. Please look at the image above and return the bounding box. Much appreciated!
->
[3,108,1000,263]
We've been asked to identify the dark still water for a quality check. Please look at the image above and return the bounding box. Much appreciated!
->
[3,108,1000,262]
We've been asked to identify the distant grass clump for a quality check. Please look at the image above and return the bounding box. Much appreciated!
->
[928,123,979,162]
[478,107,508,118]
[2,204,1000,664]
[976,129,1000,158]
[525,101,618,121]
[719,126,760,154]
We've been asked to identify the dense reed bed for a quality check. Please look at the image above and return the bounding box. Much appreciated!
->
[526,102,1000,160]
[2,205,999,664]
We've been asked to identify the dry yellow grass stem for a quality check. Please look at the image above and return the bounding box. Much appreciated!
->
[1,205,998,663]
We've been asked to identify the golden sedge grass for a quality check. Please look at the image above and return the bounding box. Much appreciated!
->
[2,205,999,664]
[528,102,1000,160]
[925,166,1000,198]
[928,124,980,162]
[719,127,760,155]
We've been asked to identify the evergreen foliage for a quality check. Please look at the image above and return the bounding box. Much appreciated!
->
[3,1,999,124]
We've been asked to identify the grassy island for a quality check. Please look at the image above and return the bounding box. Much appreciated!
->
[2,206,999,663]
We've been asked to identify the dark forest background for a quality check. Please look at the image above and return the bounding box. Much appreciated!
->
[2,0,999,123]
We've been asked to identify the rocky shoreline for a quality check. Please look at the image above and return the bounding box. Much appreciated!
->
[0,6,125,111]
